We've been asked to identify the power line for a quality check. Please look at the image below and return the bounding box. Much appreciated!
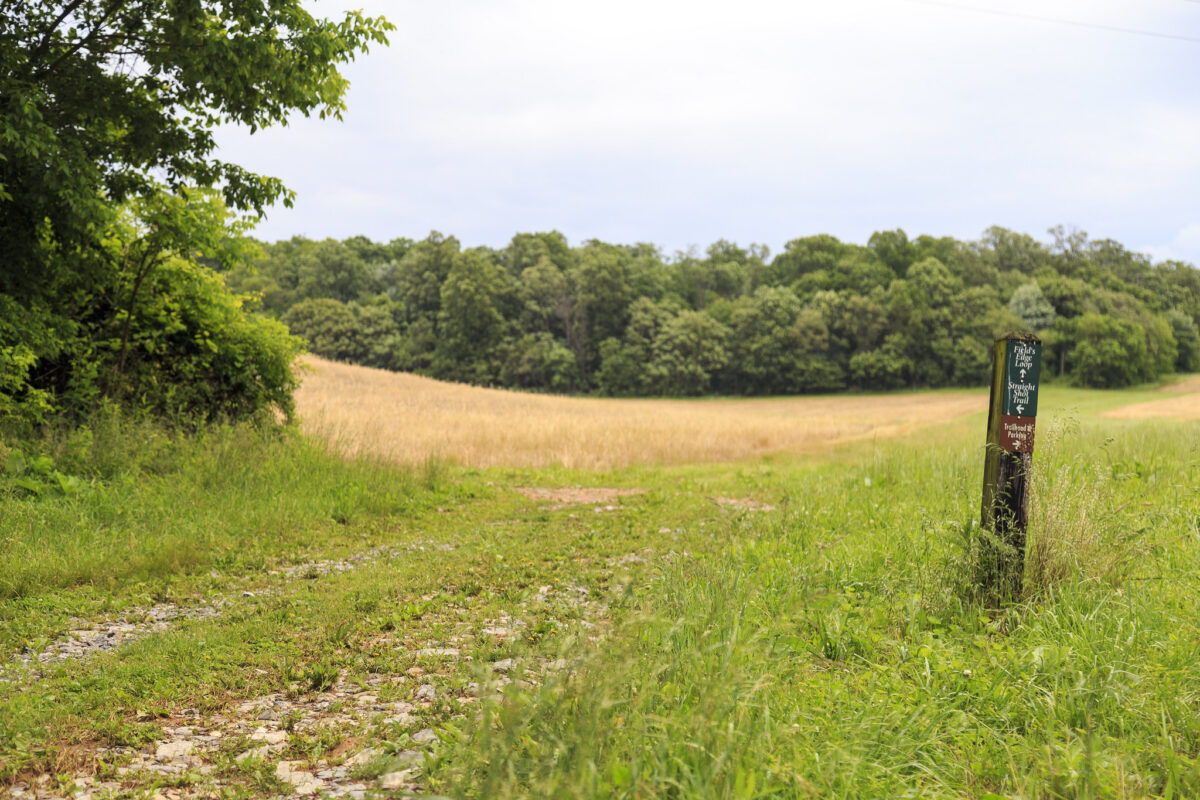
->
[900,0,1200,43]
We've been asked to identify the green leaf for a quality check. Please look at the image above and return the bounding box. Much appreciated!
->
[13,477,43,495]
[54,471,84,496]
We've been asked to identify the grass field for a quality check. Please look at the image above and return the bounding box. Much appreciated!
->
[294,356,989,468]
[1,367,1199,798]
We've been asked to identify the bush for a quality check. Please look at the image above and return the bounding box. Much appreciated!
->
[106,258,302,422]
[501,333,578,392]
[0,298,59,425]
[1069,313,1150,388]
[0,190,302,425]
[1167,309,1200,372]
[849,337,910,390]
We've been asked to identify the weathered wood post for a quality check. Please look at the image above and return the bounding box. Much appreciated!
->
[981,332,1042,599]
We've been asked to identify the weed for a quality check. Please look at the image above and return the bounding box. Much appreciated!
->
[327,619,357,648]
[377,600,430,631]
[943,518,1024,608]
[281,710,303,733]
[1026,462,1150,594]
[353,597,380,614]
[808,606,873,662]
[304,660,339,693]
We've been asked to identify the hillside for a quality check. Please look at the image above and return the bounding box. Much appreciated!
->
[295,355,987,468]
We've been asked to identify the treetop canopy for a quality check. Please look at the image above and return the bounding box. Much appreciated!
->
[0,1,391,424]
[1,0,392,284]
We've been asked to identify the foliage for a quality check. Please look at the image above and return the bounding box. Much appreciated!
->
[0,297,58,423]
[99,191,303,421]
[1167,309,1200,372]
[432,250,512,384]
[501,333,578,393]
[1,189,302,424]
[1008,282,1057,331]
[647,310,730,396]
[281,299,364,363]
[1,0,392,276]
[1068,313,1158,388]
[109,252,302,422]
[228,226,1200,396]
[0,1,390,422]
[1,188,304,424]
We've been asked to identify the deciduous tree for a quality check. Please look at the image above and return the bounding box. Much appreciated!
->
[0,0,391,421]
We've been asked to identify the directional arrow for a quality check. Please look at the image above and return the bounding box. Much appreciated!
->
[1016,404,1025,414]
[1020,369,1027,380]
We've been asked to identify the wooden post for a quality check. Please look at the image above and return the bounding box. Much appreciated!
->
[981,332,1042,599]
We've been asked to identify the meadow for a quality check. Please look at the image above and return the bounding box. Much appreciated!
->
[293,355,990,468]
[0,366,1198,799]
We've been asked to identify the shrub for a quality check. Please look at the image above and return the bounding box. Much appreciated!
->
[104,258,302,422]
[0,190,302,425]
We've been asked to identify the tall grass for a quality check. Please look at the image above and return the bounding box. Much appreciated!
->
[3,375,1196,797]
[433,421,1200,799]
[294,355,987,468]
[0,411,438,601]
[1025,424,1194,595]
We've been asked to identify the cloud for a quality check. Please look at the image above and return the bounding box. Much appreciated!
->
[1142,224,1200,266]
[217,0,1200,255]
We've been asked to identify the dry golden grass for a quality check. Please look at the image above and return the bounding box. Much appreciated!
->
[1026,463,1149,593]
[1100,375,1200,421]
[1158,374,1200,393]
[294,355,987,469]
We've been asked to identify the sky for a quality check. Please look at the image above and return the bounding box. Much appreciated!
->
[214,0,1200,264]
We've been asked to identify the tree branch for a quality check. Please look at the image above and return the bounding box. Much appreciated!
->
[116,242,157,376]
[33,0,128,81]
[27,0,89,67]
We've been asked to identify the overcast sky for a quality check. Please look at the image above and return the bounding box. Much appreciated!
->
[215,0,1200,264]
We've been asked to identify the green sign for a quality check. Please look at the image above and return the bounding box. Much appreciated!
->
[1002,340,1041,417]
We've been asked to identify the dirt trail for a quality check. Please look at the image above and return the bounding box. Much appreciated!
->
[4,492,651,800]
[3,545,448,680]
[1101,377,1200,421]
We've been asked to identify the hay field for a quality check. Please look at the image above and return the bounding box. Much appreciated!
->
[1100,374,1200,421]
[294,356,986,468]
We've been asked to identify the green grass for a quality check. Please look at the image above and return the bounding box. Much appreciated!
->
[0,412,469,659]
[434,422,1200,798]
[1,386,1198,798]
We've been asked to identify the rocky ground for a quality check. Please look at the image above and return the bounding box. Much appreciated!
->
[5,574,608,799]
[4,545,449,679]
[0,486,711,799]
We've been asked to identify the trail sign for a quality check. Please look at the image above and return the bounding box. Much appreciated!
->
[1003,340,1040,418]
[998,339,1041,453]
[981,332,1042,600]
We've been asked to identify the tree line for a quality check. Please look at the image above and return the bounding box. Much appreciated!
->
[226,226,1200,395]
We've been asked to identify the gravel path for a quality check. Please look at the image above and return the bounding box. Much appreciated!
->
[5,581,607,800]
[4,543,456,680]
